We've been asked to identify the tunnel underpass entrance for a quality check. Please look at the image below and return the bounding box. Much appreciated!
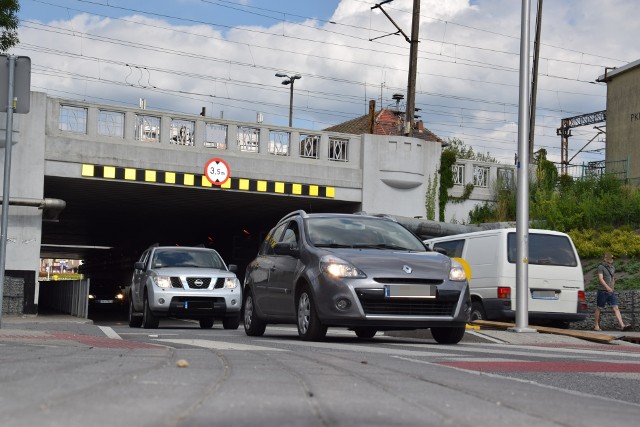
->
[40,176,359,289]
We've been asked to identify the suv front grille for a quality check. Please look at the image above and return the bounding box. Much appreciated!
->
[214,278,225,289]
[186,277,212,289]
[170,277,183,288]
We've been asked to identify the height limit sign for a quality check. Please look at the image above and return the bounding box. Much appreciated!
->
[204,158,230,186]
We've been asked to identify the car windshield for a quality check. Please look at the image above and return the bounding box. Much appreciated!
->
[151,249,225,269]
[306,217,427,252]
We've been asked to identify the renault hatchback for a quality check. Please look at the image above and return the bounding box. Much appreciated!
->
[242,211,471,344]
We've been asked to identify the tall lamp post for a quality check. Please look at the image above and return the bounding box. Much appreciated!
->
[275,73,301,127]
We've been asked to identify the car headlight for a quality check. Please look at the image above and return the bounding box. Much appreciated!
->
[115,292,125,300]
[154,275,172,288]
[449,260,467,281]
[88,294,95,300]
[224,277,239,289]
[320,255,366,278]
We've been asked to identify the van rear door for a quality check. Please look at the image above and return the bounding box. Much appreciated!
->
[507,232,582,314]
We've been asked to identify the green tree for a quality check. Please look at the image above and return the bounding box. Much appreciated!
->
[0,0,20,53]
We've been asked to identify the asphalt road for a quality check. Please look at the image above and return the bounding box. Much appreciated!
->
[1,308,639,427]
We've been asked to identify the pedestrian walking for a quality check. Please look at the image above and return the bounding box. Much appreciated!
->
[594,252,630,331]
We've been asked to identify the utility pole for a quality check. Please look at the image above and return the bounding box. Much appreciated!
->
[371,0,421,136]
[528,0,543,161]
[406,0,420,137]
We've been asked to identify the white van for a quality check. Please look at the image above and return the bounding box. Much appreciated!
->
[424,229,587,327]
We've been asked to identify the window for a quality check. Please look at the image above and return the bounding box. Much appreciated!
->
[452,164,465,185]
[281,221,299,245]
[98,110,124,138]
[238,126,260,152]
[497,168,514,189]
[507,233,577,267]
[259,223,287,256]
[329,137,348,162]
[300,134,319,159]
[433,240,465,258]
[170,119,195,146]
[59,105,87,133]
[473,165,490,187]
[268,130,290,156]
[135,114,161,142]
[205,123,227,149]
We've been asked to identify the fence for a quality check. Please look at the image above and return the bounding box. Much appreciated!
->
[38,279,90,319]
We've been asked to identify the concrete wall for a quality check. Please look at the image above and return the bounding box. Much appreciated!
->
[605,66,640,179]
[361,134,441,218]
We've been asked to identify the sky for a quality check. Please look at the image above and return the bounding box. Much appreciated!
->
[11,0,640,166]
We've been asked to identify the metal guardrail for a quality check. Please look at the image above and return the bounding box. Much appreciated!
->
[38,279,89,319]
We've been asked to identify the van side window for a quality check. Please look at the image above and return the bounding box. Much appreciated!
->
[507,233,577,266]
[434,240,465,258]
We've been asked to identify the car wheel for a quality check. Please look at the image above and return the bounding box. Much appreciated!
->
[296,286,327,341]
[354,327,377,339]
[142,293,159,329]
[430,326,465,344]
[223,314,240,330]
[128,296,142,328]
[470,301,486,321]
[243,290,266,336]
[199,318,214,329]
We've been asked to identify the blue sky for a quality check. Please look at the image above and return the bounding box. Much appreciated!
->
[19,0,342,29]
[12,0,640,165]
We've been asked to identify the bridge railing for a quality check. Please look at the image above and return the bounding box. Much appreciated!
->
[49,97,361,169]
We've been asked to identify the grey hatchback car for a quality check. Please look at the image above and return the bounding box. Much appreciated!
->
[243,211,471,344]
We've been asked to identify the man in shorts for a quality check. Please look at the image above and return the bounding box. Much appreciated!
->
[594,252,630,331]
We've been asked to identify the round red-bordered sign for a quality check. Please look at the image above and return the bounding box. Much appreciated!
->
[204,158,231,186]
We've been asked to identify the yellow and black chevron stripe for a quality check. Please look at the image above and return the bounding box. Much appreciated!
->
[80,164,335,198]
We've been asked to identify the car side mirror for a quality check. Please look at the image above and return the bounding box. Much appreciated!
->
[432,247,447,255]
[273,242,299,257]
[134,261,145,270]
[228,264,238,273]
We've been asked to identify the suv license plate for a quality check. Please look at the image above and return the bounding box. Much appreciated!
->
[385,285,436,298]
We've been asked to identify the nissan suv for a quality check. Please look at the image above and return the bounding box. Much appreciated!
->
[129,245,242,329]
[242,211,471,344]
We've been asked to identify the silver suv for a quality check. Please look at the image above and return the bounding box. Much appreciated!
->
[129,245,242,329]
[243,211,471,344]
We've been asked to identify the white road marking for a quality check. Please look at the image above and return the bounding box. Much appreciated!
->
[154,338,287,351]
[266,339,457,358]
[98,326,122,340]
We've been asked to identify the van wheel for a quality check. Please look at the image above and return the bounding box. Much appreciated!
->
[470,301,486,321]
[431,326,465,344]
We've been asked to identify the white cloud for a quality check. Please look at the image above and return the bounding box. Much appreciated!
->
[14,0,640,165]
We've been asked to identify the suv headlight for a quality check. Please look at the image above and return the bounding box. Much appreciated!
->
[320,255,366,278]
[224,277,239,289]
[449,260,467,281]
[154,275,172,288]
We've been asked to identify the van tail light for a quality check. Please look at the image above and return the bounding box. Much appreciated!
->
[497,287,511,299]
[578,290,587,311]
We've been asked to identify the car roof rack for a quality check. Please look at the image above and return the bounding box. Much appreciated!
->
[277,210,307,223]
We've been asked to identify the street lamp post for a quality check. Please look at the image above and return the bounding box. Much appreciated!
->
[275,73,301,127]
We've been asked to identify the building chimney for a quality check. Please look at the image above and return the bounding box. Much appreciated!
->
[368,100,376,134]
